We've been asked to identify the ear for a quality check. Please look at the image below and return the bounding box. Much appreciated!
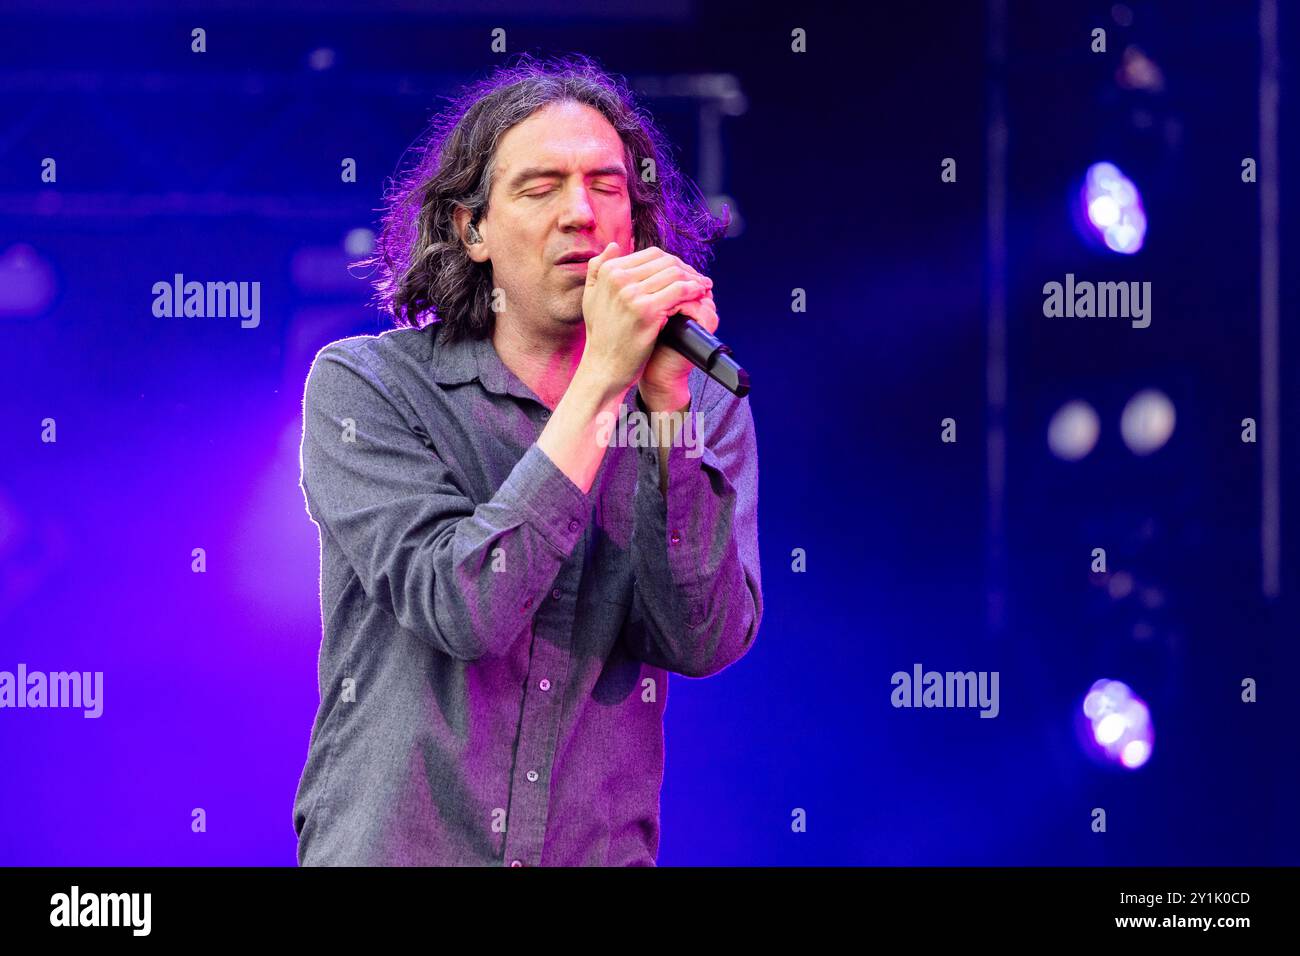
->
[453,206,491,264]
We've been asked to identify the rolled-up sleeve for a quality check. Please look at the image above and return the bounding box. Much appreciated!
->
[299,343,590,661]
[623,384,763,678]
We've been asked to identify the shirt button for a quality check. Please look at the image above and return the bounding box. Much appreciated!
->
[670,530,681,545]
[552,588,561,600]
[539,678,551,691]
[568,519,579,532]
[526,770,539,782]
[510,859,523,867]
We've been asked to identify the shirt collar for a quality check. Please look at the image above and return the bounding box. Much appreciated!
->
[427,321,640,410]
[426,324,479,385]
[427,323,545,406]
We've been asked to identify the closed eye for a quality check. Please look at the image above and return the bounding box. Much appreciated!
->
[523,185,622,198]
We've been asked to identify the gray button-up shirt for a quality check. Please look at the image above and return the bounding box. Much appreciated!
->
[292,321,763,866]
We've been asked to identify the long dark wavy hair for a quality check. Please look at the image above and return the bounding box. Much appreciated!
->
[358,53,730,343]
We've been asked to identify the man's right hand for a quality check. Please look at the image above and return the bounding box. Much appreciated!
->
[579,243,712,393]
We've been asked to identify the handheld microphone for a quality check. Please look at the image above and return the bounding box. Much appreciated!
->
[658,314,750,397]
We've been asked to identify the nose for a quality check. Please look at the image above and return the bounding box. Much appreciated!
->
[557,183,597,232]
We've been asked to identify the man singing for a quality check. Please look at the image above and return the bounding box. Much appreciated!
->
[292,54,763,866]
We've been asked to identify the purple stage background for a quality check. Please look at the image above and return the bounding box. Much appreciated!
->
[1,0,1296,865]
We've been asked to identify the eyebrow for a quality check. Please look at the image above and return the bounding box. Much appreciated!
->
[503,164,628,192]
